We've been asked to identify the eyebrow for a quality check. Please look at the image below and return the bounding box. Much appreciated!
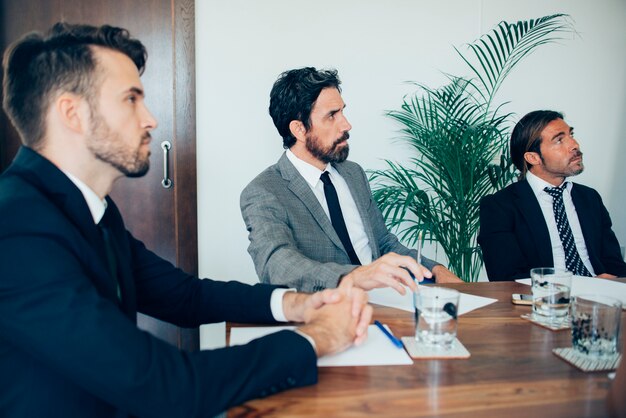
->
[326,104,346,118]
[550,126,574,141]
[128,87,145,97]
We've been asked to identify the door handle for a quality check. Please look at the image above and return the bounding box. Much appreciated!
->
[161,140,172,189]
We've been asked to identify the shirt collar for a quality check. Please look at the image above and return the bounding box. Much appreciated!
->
[63,171,107,224]
[526,170,571,195]
[286,149,337,187]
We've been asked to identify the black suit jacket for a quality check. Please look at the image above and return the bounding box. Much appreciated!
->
[478,179,626,281]
[0,147,316,417]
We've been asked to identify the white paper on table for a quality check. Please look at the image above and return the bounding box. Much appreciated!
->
[229,324,413,367]
[516,277,626,307]
[367,287,497,315]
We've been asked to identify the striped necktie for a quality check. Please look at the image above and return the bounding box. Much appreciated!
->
[543,185,592,277]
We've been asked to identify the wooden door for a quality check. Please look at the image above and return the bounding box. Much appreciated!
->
[0,0,198,350]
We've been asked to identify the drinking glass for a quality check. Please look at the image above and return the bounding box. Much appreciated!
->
[530,267,572,321]
[413,287,460,348]
[570,294,622,359]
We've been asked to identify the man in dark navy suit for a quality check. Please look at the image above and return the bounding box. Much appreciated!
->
[478,110,626,281]
[0,23,372,417]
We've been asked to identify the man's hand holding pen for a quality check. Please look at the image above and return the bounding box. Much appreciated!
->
[341,252,430,295]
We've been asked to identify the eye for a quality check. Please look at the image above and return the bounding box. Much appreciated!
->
[127,94,137,104]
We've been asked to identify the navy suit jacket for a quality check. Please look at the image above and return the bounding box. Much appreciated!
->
[478,179,626,281]
[0,147,316,417]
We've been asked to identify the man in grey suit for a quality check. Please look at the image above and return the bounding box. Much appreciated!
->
[241,67,460,293]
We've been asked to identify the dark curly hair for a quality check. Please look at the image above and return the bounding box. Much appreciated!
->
[269,67,341,149]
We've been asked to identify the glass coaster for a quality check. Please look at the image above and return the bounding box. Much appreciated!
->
[521,313,570,331]
[401,336,470,359]
[553,347,621,372]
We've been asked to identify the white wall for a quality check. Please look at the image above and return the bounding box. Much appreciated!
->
[196,0,626,290]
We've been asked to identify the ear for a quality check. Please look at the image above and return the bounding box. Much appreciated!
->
[55,93,89,134]
[289,120,306,142]
[523,151,542,168]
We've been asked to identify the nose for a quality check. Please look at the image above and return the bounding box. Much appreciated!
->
[341,114,352,132]
[141,103,158,131]
[567,135,580,150]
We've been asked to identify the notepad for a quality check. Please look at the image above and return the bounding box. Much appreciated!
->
[368,287,497,314]
[229,324,413,367]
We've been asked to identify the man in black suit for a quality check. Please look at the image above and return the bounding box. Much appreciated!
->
[478,110,626,281]
[0,23,372,417]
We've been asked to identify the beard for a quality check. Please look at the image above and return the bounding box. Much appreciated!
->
[86,107,151,178]
[305,131,350,164]
[540,150,585,178]
[567,151,585,176]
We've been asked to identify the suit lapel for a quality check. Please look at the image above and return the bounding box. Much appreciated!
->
[514,180,554,266]
[9,148,100,243]
[9,147,131,311]
[333,162,379,259]
[277,153,346,252]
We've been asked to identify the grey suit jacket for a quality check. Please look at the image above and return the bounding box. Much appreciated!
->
[240,153,438,292]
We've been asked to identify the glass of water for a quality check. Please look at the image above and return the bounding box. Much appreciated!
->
[571,295,622,359]
[530,267,572,321]
[413,287,460,348]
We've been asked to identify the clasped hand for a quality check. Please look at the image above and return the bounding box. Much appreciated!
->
[284,277,372,357]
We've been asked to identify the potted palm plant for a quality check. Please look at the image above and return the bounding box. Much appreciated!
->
[369,14,575,282]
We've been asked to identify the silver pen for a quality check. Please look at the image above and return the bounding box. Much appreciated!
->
[412,230,424,290]
[416,230,424,267]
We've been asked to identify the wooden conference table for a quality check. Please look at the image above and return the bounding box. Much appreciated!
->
[228,280,626,417]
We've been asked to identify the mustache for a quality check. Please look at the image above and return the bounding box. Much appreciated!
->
[570,150,583,161]
[332,132,350,147]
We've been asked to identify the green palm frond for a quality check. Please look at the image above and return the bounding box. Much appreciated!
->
[455,14,575,105]
[370,14,574,281]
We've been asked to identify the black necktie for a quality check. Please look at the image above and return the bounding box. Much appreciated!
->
[98,215,123,301]
[320,171,361,265]
[543,185,592,277]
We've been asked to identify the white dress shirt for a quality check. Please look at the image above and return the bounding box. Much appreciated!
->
[286,149,373,264]
[62,171,296,325]
[526,171,595,275]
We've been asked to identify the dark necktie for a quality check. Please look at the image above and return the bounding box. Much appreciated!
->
[543,185,592,277]
[98,216,123,301]
[320,171,361,265]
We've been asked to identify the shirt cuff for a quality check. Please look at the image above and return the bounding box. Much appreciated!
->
[270,288,296,322]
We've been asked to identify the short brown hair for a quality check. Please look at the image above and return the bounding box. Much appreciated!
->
[2,22,147,149]
[510,110,564,179]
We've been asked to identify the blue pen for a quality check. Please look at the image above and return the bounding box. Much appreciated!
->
[374,320,403,349]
